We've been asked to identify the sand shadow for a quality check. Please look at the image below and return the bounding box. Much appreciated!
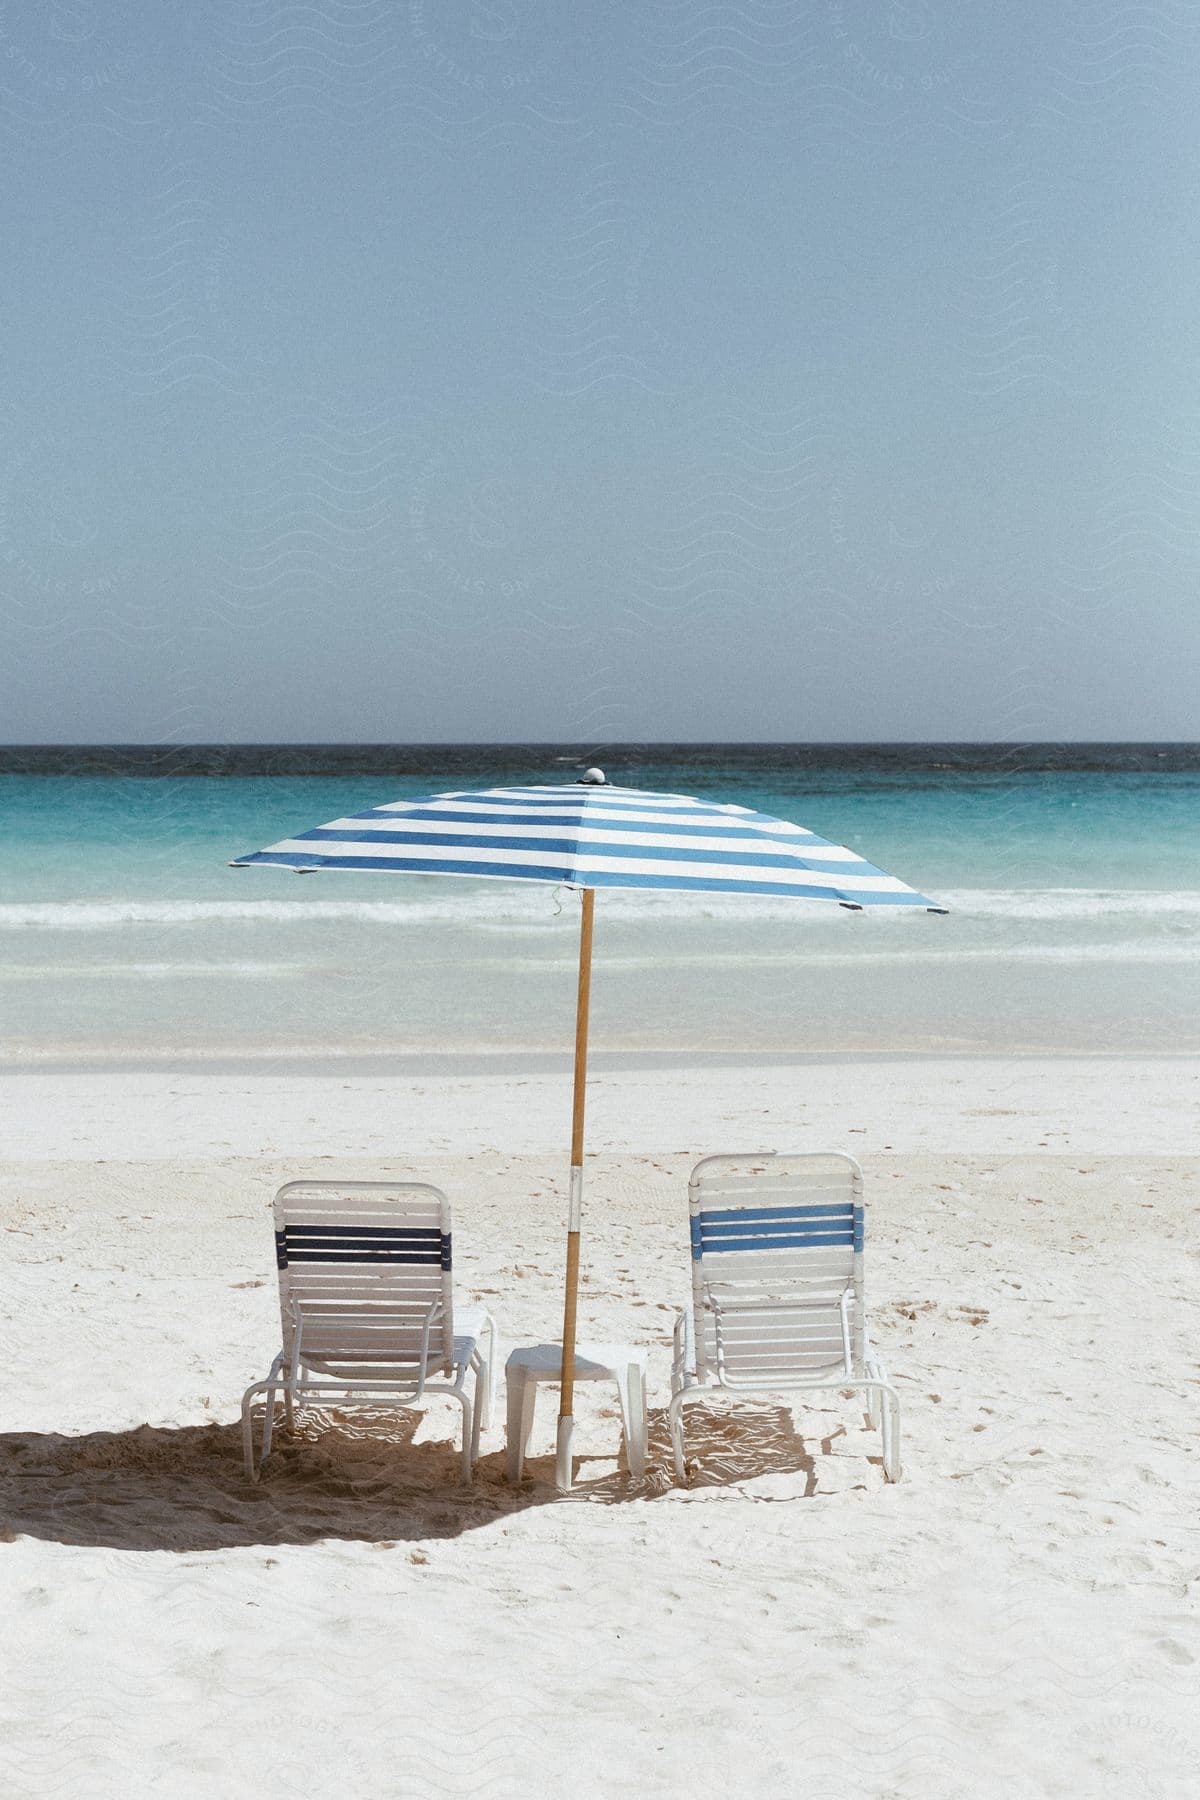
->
[0,1401,859,1550]
[652,1399,834,1497]
[0,1415,540,1551]
[511,1401,833,1500]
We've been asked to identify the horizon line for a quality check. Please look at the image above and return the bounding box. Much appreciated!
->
[3,739,1198,752]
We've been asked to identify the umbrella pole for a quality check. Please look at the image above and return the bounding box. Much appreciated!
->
[556,885,595,1492]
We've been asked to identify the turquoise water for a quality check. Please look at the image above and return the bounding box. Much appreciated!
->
[3,750,1198,1058]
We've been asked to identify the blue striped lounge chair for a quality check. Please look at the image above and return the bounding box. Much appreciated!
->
[240,1179,497,1483]
[669,1152,900,1482]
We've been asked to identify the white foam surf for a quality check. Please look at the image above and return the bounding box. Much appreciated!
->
[0,887,1193,930]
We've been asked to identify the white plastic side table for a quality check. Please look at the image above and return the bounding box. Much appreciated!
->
[505,1342,648,1481]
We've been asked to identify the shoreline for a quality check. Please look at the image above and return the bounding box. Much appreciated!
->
[4,1055,1198,1160]
[4,1044,1200,1076]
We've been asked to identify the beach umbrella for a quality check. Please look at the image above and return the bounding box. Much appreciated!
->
[232,771,944,1489]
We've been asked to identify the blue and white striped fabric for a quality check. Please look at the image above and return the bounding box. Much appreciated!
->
[690,1201,864,1260]
[233,782,943,910]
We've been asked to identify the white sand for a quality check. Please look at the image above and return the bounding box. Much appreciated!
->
[2,1060,1198,1797]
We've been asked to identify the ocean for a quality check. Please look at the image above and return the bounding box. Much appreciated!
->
[2,744,1197,1063]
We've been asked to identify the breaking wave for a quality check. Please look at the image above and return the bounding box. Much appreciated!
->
[0,888,1193,930]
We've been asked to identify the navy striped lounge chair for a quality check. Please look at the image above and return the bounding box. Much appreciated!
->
[240,1179,497,1482]
[668,1152,900,1482]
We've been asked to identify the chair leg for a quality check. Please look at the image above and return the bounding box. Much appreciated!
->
[667,1390,689,1482]
[470,1357,485,1468]
[864,1370,901,1482]
[241,1359,284,1482]
[240,1384,261,1481]
[452,1387,475,1485]
[865,1352,885,1430]
[259,1383,281,1467]
[881,1387,901,1482]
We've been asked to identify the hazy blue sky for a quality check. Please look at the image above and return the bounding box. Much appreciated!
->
[1,4,1196,742]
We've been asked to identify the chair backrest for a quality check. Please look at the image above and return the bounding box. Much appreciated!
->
[273,1180,454,1374]
[688,1152,865,1384]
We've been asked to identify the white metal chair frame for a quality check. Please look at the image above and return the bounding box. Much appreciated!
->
[669,1152,901,1482]
[241,1179,497,1483]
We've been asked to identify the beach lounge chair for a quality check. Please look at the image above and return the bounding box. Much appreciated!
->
[668,1152,900,1482]
[240,1179,497,1483]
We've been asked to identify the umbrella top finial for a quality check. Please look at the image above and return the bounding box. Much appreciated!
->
[579,767,606,785]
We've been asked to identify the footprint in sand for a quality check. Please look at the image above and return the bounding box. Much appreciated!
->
[948,1305,989,1326]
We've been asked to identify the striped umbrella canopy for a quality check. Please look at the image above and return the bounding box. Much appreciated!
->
[233,774,944,1487]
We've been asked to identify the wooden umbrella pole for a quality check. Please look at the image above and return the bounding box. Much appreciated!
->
[556,885,595,1488]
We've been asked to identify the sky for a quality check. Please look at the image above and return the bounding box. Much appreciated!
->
[1,3,1196,743]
